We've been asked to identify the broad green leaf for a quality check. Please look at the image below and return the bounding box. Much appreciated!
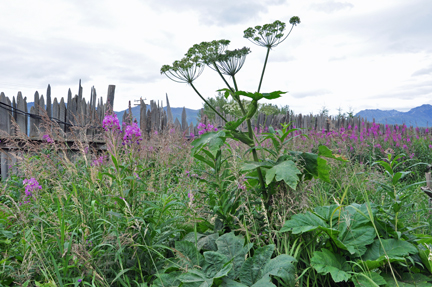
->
[221,277,248,287]
[265,160,301,189]
[279,211,329,234]
[241,161,273,171]
[313,205,339,222]
[152,272,182,287]
[262,254,297,286]
[216,232,253,280]
[361,239,418,269]
[261,91,286,100]
[335,204,376,257]
[250,275,276,287]
[310,249,351,283]
[191,131,226,157]
[203,251,229,278]
[239,244,275,286]
[297,152,319,180]
[174,241,204,269]
[178,269,213,287]
[352,272,386,287]
[183,232,218,251]
[317,157,330,182]
[382,272,432,286]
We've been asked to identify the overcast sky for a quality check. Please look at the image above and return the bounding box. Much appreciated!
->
[1,0,431,115]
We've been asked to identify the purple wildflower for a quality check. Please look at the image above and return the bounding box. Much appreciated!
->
[23,178,42,198]
[42,134,54,143]
[102,114,120,131]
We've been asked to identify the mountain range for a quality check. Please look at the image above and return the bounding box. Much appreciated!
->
[355,104,432,127]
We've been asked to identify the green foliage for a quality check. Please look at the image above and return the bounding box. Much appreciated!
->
[156,232,297,287]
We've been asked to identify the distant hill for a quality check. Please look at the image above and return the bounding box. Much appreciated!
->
[356,104,432,127]
[114,105,200,127]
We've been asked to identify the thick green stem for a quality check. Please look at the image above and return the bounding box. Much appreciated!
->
[190,83,228,123]
[232,76,267,197]
[257,47,271,93]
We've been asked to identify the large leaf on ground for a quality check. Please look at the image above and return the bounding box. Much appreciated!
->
[361,239,418,269]
[183,232,219,251]
[352,272,386,287]
[335,204,376,257]
[152,271,182,287]
[239,244,275,286]
[313,204,340,222]
[265,160,301,189]
[310,249,351,283]
[202,251,230,278]
[178,269,214,287]
[279,211,329,234]
[382,272,432,287]
[216,232,253,280]
[174,241,204,269]
[262,254,297,286]
[297,152,319,180]
[191,131,226,156]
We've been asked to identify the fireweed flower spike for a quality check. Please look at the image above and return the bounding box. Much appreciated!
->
[161,56,228,123]
[244,17,300,92]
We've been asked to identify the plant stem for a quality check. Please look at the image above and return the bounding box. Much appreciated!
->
[231,76,267,197]
[257,47,271,93]
[212,63,235,94]
[190,83,228,123]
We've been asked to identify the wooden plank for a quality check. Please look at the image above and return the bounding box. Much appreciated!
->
[46,84,52,118]
[107,85,115,110]
[39,95,45,134]
[29,106,38,138]
[0,93,9,135]
[59,97,66,132]
[140,99,147,132]
[181,107,187,131]
[166,93,173,124]
[6,97,12,135]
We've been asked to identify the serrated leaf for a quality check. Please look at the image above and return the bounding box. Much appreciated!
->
[352,272,385,287]
[241,161,273,171]
[265,160,301,189]
[262,254,296,286]
[239,244,275,285]
[174,241,204,269]
[152,272,182,287]
[361,239,418,269]
[215,232,253,280]
[178,269,213,287]
[203,251,230,278]
[231,131,254,146]
[382,272,432,286]
[221,277,248,287]
[279,211,329,234]
[310,249,351,283]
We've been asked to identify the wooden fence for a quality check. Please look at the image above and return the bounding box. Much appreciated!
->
[136,95,430,137]
[0,80,116,180]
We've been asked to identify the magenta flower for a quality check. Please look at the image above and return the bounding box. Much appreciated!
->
[123,123,142,145]
[42,134,54,143]
[23,178,42,198]
[102,114,120,131]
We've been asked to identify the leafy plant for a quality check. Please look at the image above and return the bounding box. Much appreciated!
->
[154,232,297,286]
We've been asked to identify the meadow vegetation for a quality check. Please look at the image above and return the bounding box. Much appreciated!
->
[1,18,432,287]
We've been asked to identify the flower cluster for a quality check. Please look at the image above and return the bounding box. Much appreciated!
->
[102,114,120,131]
[122,122,143,145]
[23,178,42,198]
[42,134,54,143]
[197,122,218,135]
[91,155,107,167]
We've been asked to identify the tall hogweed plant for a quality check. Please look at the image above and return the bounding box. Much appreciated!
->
[161,18,346,212]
